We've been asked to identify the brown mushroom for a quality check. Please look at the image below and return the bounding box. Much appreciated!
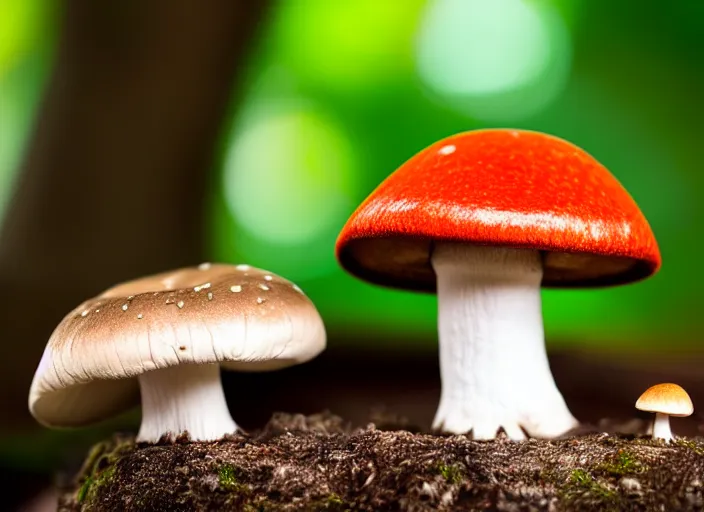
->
[29,264,325,442]
[636,383,693,442]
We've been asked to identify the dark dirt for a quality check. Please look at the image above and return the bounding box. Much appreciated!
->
[58,412,704,511]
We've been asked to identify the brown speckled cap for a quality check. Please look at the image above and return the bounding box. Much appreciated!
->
[635,383,693,417]
[29,263,326,427]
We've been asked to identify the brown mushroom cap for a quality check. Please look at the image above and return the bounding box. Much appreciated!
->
[29,263,326,427]
[635,383,693,417]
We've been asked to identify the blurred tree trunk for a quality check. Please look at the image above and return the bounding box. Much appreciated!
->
[0,0,270,431]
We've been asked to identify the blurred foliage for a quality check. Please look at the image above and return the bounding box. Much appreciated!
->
[1,0,702,356]
[0,0,56,220]
[210,0,704,350]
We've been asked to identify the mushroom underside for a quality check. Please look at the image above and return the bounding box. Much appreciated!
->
[30,378,139,428]
[341,236,651,291]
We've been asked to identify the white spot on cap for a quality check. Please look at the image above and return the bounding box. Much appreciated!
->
[194,282,211,292]
[236,264,250,271]
[258,284,270,291]
[621,222,632,236]
[264,275,273,281]
[81,310,89,317]
[589,223,603,240]
[137,314,143,319]
[121,304,129,311]
[438,144,456,155]
[95,309,100,313]
[127,295,135,301]
[207,292,213,301]
[256,297,266,304]
[230,285,242,293]
[177,301,185,309]
[198,262,211,270]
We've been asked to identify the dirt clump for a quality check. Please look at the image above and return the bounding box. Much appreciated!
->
[58,412,704,511]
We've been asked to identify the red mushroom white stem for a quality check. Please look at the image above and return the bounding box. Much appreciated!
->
[431,243,578,440]
[137,364,237,442]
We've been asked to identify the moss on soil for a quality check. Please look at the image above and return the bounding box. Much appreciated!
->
[58,412,704,511]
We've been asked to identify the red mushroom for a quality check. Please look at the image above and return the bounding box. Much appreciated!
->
[336,129,660,440]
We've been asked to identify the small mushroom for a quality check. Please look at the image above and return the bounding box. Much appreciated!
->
[28,264,325,442]
[336,129,661,440]
[636,383,693,442]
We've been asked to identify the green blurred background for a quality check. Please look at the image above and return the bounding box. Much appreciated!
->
[2,0,702,350]
[209,0,701,349]
[2,0,703,507]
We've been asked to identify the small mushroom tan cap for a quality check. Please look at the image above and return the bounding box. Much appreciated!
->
[635,383,694,417]
[29,263,326,427]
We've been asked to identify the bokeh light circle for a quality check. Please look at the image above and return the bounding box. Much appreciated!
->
[223,105,356,246]
[415,0,572,121]
[220,98,359,280]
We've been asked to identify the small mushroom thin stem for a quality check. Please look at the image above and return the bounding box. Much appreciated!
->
[137,363,237,442]
[431,243,578,440]
[652,412,673,442]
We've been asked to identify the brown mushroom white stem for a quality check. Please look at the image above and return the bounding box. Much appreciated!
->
[28,264,326,444]
[636,383,693,442]
[652,412,673,442]
[431,243,578,439]
[137,364,237,443]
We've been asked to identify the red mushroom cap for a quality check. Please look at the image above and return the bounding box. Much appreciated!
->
[336,129,661,292]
